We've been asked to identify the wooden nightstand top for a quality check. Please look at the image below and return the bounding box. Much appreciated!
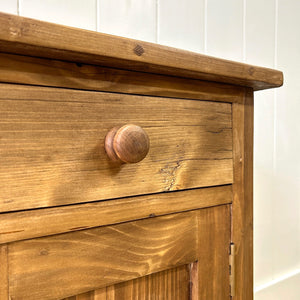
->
[0,12,283,91]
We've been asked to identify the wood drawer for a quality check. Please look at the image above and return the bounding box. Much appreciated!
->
[0,84,233,212]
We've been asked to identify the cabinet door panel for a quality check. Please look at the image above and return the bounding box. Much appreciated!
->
[5,205,230,300]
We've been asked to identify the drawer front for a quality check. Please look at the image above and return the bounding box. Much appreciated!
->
[0,84,233,212]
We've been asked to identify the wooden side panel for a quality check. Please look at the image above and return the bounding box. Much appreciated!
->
[232,89,254,299]
[0,185,232,244]
[0,244,9,300]
[0,52,245,103]
[8,212,198,300]
[0,84,233,212]
[198,205,231,299]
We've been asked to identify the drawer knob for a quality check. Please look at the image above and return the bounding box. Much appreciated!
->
[105,124,150,163]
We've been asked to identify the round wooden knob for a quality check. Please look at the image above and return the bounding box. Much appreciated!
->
[105,124,150,163]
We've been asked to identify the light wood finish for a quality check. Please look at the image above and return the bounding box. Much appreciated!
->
[0,13,282,90]
[8,211,199,300]
[6,205,230,300]
[232,88,254,299]
[229,243,236,297]
[189,261,199,299]
[0,52,246,104]
[62,266,190,300]
[105,125,150,163]
[102,265,190,300]
[198,205,231,299]
[0,244,9,300]
[0,83,233,212]
[0,185,232,244]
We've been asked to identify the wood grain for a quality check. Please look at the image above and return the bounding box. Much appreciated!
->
[0,244,9,300]
[0,84,233,212]
[8,211,198,300]
[198,205,231,299]
[62,266,190,300]
[104,265,190,300]
[0,185,232,244]
[0,52,246,104]
[0,12,283,90]
[232,88,254,299]
[189,261,198,299]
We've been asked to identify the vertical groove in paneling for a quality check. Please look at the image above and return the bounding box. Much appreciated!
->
[203,0,208,54]
[242,0,246,62]
[155,0,159,43]
[274,0,279,69]
[95,0,99,32]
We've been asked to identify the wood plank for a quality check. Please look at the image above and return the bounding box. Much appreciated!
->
[232,88,254,299]
[75,292,94,300]
[0,185,232,244]
[189,262,198,299]
[104,265,190,300]
[0,12,283,90]
[8,211,198,300]
[0,84,233,212]
[0,52,245,103]
[62,265,191,300]
[0,244,9,300]
[198,205,231,299]
[92,288,107,300]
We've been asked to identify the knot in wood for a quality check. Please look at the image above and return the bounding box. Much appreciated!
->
[133,44,144,56]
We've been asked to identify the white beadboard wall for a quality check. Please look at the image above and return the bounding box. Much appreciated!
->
[0,1,299,298]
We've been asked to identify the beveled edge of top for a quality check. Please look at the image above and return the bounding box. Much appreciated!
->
[0,12,283,91]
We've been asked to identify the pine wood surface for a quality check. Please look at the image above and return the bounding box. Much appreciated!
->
[0,52,246,104]
[198,205,231,299]
[62,265,190,300]
[0,185,232,244]
[0,12,283,91]
[0,84,233,212]
[189,262,198,299]
[0,244,9,300]
[232,88,254,299]
[8,211,199,300]
[56,206,231,300]
[4,205,231,300]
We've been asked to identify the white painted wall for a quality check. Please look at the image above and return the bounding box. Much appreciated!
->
[0,1,299,298]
